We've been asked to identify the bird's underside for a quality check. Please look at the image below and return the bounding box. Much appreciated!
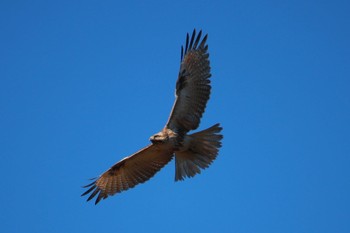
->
[82,29,223,204]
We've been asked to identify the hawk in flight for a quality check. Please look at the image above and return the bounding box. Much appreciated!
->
[82,29,223,204]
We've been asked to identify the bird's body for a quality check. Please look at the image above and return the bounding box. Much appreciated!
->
[82,29,223,204]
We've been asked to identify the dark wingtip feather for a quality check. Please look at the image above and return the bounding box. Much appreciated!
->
[216,123,223,132]
[81,184,96,197]
[214,123,223,132]
[189,29,196,50]
[81,178,104,204]
[95,192,107,205]
[193,30,202,49]
[184,33,189,55]
[82,179,96,188]
[204,123,223,136]
[181,29,208,61]
[200,34,208,49]
[86,188,100,202]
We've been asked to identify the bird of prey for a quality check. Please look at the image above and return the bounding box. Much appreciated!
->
[82,29,223,204]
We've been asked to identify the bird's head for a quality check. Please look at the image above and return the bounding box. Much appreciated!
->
[150,132,169,144]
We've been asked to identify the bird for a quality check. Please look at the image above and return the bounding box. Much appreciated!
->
[82,29,223,204]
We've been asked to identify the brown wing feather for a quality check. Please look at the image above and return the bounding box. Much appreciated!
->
[82,144,174,204]
[166,29,211,135]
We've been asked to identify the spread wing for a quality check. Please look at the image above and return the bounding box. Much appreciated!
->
[166,29,211,136]
[82,145,174,204]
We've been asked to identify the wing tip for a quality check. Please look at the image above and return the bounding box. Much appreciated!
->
[81,177,105,205]
[181,29,208,60]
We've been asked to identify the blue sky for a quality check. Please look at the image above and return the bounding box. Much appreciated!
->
[1,0,349,232]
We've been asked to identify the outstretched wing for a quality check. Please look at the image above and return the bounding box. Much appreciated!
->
[82,145,174,204]
[166,29,211,136]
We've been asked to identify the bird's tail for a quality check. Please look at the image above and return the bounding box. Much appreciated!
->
[174,123,223,181]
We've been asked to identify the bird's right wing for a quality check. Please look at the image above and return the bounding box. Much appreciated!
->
[82,144,174,204]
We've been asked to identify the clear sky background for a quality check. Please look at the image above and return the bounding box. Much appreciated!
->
[1,1,349,233]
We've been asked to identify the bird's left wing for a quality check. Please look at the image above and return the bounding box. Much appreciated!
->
[166,29,211,137]
[82,144,174,204]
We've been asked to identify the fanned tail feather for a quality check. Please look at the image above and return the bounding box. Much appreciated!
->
[175,123,223,181]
